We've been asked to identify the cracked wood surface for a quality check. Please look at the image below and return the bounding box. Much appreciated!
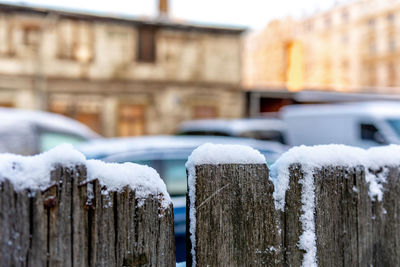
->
[0,165,175,266]
[187,164,282,266]
[284,165,373,267]
[284,164,400,267]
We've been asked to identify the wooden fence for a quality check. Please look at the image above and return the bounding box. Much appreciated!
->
[3,145,400,267]
[187,161,400,266]
[0,164,175,267]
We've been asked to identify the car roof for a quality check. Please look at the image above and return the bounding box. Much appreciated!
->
[78,135,288,159]
[280,101,400,119]
[0,107,100,138]
[178,118,286,135]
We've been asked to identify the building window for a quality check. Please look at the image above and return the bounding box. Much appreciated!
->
[368,18,375,27]
[387,13,395,23]
[324,16,331,28]
[193,105,217,119]
[305,21,313,32]
[388,62,396,86]
[23,25,40,47]
[0,16,14,56]
[368,64,377,86]
[342,33,349,44]
[49,101,102,134]
[137,26,157,62]
[75,112,102,134]
[369,42,376,54]
[119,104,146,136]
[0,102,13,107]
[57,20,94,62]
[342,10,349,22]
[389,37,396,52]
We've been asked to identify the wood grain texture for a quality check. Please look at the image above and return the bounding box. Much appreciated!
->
[0,164,175,267]
[188,164,282,267]
[281,164,304,266]
[284,164,374,267]
[372,166,400,267]
[313,165,373,267]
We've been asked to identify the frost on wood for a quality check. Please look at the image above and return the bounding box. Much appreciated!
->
[0,144,171,207]
[270,144,400,267]
[186,143,268,266]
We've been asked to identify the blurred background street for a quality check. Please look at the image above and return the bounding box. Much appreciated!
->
[2,0,400,262]
[2,0,397,137]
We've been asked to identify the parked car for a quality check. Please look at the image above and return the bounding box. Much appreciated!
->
[78,135,287,262]
[280,101,400,147]
[177,118,287,144]
[0,107,100,155]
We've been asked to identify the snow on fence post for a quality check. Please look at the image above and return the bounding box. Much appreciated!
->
[186,144,282,266]
[279,164,373,266]
[271,145,400,267]
[0,145,175,267]
[371,166,400,266]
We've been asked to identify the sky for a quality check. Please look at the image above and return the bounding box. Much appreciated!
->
[3,0,347,30]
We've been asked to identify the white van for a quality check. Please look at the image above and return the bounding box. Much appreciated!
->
[280,102,400,147]
[177,118,287,144]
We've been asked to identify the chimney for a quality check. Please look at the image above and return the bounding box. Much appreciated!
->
[158,0,169,18]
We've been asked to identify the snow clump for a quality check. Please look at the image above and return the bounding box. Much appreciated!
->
[0,144,171,208]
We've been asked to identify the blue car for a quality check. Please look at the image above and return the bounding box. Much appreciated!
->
[78,135,287,262]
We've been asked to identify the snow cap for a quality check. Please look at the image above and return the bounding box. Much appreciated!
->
[0,144,171,206]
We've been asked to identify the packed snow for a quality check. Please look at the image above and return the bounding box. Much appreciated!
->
[0,144,171,207]
[186,143,266,267]
[270,144,400,267]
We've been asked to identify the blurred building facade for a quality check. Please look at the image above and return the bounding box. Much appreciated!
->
[0,3,245,136]
[244,0,400,114]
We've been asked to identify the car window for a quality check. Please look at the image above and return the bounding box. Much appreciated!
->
[239,130,286,144]
[178,131,230,136]
[125,158,187,197]
[387,119,400,138]
[39,131,86,152]
[360,123,386,144]
[161,159,187,197]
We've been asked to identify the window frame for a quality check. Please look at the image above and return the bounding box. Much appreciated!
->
[136,26,157,63]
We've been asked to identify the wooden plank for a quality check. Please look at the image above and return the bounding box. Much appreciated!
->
[313,166,372,266]
[189,163,282,266]
[0,180,29,265]
[281,164,304,266]
[134,196,175,266]
[157,201,175,266]
[72,165,88,267]
[0,179,14,265]
[47,166,73,266]
[372,166,400,267]
[115,186,136,266]
[27,189,47,267]
[92,180,116,266]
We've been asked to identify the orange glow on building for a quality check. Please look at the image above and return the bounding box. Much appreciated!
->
[286,41,304,91]
[244,0,400,95]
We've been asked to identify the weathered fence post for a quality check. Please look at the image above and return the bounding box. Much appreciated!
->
[271,145,400,267]
[372,166,400,267]
[281,164,373,266]
[0,145,175,266]
[186,144,282,266]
